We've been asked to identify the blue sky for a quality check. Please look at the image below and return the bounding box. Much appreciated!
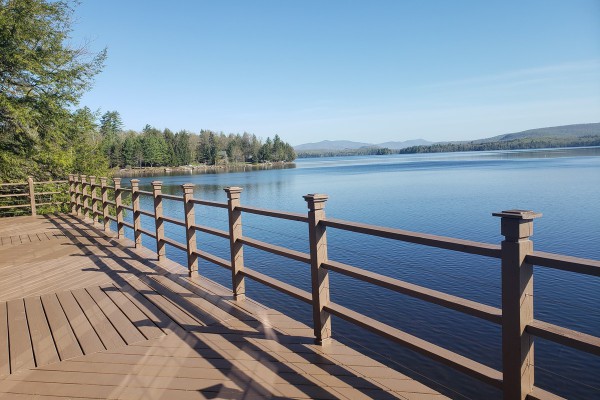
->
[72,1,600,145]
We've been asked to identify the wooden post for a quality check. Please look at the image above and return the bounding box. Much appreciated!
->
[100,177,110,232]
[304,194,331,345]
[182,184,198,278]
[225,187,245,301]
[114,178,124,239]
[493,209,541,400]
[74,175,81,216]
[89,176,98,224]
[131,179,142,249]
[81,175,89,220]
[27,176,36,216]
[68,174,76,214]
[152,181,165,261]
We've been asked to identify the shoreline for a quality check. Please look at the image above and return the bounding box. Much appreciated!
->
[114,161,296,178]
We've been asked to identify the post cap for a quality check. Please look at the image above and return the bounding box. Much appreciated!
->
[224,186,243,194]
[182,183,194,193]
[151,181,162,186]
[492,209,542,220]
[113,177,121,182]
[100,177,107,183]
[68,174,74,179]
[303,194,328,210]
[130,179,140,188]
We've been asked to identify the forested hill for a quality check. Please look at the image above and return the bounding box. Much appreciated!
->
[399,123,600,154]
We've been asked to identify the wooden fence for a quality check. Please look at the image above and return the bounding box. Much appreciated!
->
[0,178,68,216]
[2,174,599,399]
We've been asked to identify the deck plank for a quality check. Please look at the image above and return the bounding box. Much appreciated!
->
[23,297,60,367]
[56,291,105,354]
[70,287,126,350]
[100,285,164,341]
[0,303,9,376]
[6,299,35,372]
[85,286,146,345]
[40,293,83,361]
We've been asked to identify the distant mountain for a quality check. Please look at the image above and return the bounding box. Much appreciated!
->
[294,138,432,151]
[377,139,432,149]
[475,123,600,143]
[294,140,373,151]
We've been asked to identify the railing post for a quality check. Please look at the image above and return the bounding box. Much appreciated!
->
[100,177,110,232]
[89,176,97,224]
[225,187,245,301]
[68,174,76,214]
[182,184,198,278]
[304,194,332,345]
[114,178,124,238]
[74,175,81,216]
[493,209,541,400]
[152,181,165,261]
[81,175,88,220]
[27,176,36,216]
[131,179,141,249]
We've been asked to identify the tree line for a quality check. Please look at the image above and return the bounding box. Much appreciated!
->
[397,135,600,154]
[99,111,296,169]
[0,0,295,182]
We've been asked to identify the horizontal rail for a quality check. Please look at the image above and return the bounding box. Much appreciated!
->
[323,259,502,324]
[121,220,134,229]
[121,205,134,212]
[193,250,231,270]
[324,218,501,258]
[0,182,27,186]
[0,193,28,198]
[138,190,153,196]
[324,301,503,389]
[241,267,312,304]
[161,215,186,227]
[192,224,229,239]
[104,185,115,190]
[120,188,132,193]
[105,200,116,206]
[162,236,187,251]
[527,387,567,400]
[526,319,600,356]
[160,193,183,202]
[34,191,62,196]
[138,209,155,218]
[35,180,68,184]
[138,227,156,239]
[238,205,308,222]
[106,215,117,222]
[240,236,311,264]
[527,251,600,277]
[189,198,228,209]
[0,204,30,209]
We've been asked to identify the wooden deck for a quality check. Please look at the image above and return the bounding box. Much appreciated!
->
[0,214,446,399]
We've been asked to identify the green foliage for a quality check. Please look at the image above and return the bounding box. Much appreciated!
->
[297,147,392,158]
[0,0,108,181]
[398,135,600,154]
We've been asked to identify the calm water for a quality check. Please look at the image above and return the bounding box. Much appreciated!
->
[120,147,600,399]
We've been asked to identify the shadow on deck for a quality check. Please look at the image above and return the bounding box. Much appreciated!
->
[0,214,445,399]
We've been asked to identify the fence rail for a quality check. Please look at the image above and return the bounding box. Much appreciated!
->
[4,174,597,399]
[0,178,69,216]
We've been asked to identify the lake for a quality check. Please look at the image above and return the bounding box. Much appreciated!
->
[119,147,600,399]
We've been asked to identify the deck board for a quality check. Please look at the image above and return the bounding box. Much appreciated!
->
[0,214,447,399]
[6,299,35,372]
[23,296,60,367]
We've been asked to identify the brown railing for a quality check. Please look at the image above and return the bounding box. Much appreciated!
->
[33,174,600,399]
[2,174,598,398]
[0,178,68,216]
